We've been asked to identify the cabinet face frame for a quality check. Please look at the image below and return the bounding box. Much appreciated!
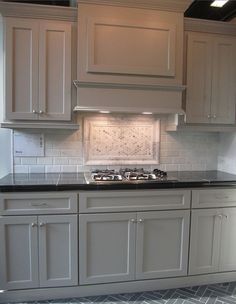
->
[0,216,39,290]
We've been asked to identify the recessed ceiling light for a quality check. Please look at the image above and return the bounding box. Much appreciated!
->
[142,112,153,115]
[99,110,111,114]
[211,0,229,8]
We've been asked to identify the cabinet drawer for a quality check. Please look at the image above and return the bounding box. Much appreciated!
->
[79,190,191,213]
[192,189,236,208]
[0,192,77,215]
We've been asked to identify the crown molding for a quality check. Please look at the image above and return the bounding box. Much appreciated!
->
[0,2,77,21]
[78,0,193,13]
[184,17,236,36]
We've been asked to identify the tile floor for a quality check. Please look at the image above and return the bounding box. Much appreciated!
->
[7,281,236,304]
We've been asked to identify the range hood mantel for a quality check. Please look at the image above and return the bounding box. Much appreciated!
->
[73,81,186,115]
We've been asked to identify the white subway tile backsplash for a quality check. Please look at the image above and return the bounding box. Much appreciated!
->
[53,157,69,165]
[45,165,61,173]
[21,157,37,165]
[14,158,21,165]
[13,114,220,173]
[29,165,45,174]
[15,165,29,173]
[37,157,53,165]
[61,165,78,173]
[68,158,83,165]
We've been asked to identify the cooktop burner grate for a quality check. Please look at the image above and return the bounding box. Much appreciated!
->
[86,168,172,184]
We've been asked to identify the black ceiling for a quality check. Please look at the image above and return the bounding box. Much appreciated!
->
[2,0,236,22]
[185,0,236,21]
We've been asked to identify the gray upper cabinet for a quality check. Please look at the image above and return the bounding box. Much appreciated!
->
[186,32,236,124]
[0,216,39,290]
[0,214,78,290]
[135,210,190,280]
[5,17,72,121]
[79,213,136,285]
[79,210,190,285]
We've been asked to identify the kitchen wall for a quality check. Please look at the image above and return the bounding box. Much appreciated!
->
[218,133,236,174]
[13,114,219,174]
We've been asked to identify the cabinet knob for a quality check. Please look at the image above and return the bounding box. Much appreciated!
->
[39,110,44,114]
[31,223,37,227]
[207,114,211,119]
[130,219,136,223]
[39,222,45,227]
[217,214,223,219]
[32,110,37,114]
[223,214,228,219]
[213,114,216,119]
[138,219,144,223]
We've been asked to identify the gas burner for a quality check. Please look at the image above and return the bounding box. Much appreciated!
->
[88,168,168,183]
[91,170,123,181]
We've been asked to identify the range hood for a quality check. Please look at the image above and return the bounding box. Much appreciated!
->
[74,0,190,115]
[73,81,186,115]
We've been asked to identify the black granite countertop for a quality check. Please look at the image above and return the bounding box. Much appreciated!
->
[1,171,236,192]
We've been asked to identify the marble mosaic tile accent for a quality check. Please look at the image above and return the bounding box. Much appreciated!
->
[8,281,236,304]
[84,115,160,165]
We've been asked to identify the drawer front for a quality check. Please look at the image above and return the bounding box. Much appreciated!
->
[79,190,191,213]
[0,192,77,215]
[192,188,236,209]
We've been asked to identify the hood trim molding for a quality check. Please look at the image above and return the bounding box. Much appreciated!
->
[73,81,186,92]
[73,82,185,115]
[77,0,193,13]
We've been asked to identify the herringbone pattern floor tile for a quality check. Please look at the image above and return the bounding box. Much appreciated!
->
[10,282,236,304]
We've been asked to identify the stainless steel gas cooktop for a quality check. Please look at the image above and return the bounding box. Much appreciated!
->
[84,168,177,184]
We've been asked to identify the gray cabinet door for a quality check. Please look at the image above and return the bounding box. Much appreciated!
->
[38,21,71,121]
[211,36,236,124]
[189,209,222,275]
[0,216,39,290]
[38,215,78,287]
[186,32,212,124]
[135,210,190,280]
[220,208,236,272]
[79,213,136,285]
[5,18,39,120]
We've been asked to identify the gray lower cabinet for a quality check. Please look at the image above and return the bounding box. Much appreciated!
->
[0,215,78,290]
[0,216,39,290]
[219,208,236,272]
[135,210,190,280]
[79,213,136,284]
[79,210,190,285]
[189,208,236,275]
